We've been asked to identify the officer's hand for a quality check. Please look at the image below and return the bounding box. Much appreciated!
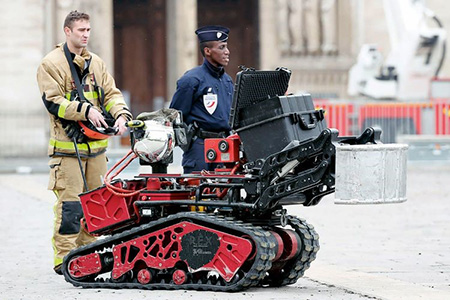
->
[88,108,109,128]
[114,115,128,135]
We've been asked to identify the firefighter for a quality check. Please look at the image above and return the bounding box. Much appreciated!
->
[36,10,132,275]
[170,25,234,173]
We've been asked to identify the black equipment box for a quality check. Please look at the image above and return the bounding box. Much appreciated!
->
[237,95,326,161]
[229,68,326,162]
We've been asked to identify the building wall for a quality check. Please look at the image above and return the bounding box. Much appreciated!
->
[1,0,48,157]
[260,0,356,98]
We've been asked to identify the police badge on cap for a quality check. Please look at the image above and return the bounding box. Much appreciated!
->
[195,25,230,43]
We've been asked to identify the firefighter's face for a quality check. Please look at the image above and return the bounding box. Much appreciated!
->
[205,41,230,67]
[65,20,90,50]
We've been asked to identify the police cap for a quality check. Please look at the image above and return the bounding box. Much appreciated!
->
[195,25,230,43]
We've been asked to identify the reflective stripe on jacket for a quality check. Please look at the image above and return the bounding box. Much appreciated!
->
[49,138,108,153]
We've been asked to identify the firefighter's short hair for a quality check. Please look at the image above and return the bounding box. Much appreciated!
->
[64,10,90,30]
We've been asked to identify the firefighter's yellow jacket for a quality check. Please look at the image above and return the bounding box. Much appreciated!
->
[37,43,132,157]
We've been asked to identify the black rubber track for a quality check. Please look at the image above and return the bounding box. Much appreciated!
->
[264,215,320,286]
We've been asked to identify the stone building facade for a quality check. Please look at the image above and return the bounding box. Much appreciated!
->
[1,0,449,157]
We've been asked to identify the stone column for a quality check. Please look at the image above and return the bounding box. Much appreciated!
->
[321,0,338,55]
[166,0,198,104]
[304,0,320,55]
[259,0,280,69]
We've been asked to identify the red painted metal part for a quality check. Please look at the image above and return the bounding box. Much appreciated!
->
[204,135,240,163]
[146,177,162,190]
[276,229,301,262]
[111,221,253,282]
[270,231,284,262]
[80,179,145,233]
[137,269,152,284]
[139,190,192,201]
[172,269,187,285]
[68,253,102,278]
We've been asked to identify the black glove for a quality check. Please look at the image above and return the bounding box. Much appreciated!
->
[63,121,86,143]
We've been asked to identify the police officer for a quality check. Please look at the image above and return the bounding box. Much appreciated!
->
[170,25,233,173]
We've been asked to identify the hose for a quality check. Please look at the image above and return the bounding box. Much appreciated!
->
[104,149,145,197]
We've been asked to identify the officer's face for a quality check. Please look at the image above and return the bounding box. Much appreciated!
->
[205,41,230,67]
[65,19,91,51]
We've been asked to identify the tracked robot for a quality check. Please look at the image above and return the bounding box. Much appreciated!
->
[62,68,396,291]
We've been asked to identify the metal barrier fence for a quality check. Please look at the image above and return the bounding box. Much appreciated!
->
[433,99,450,135]
[314,99,450,143]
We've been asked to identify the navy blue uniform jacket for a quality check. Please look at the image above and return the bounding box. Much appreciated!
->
[170,59,233,132]
[170,59,234,172]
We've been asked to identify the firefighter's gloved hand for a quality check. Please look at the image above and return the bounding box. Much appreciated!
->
[63,122,77,138]
[63,122,86,143]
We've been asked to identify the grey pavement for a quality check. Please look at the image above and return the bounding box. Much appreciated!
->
[0,147,185,175]
[0,161,449,299]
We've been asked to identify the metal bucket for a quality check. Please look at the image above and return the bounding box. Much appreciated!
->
[335,144,408,204]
